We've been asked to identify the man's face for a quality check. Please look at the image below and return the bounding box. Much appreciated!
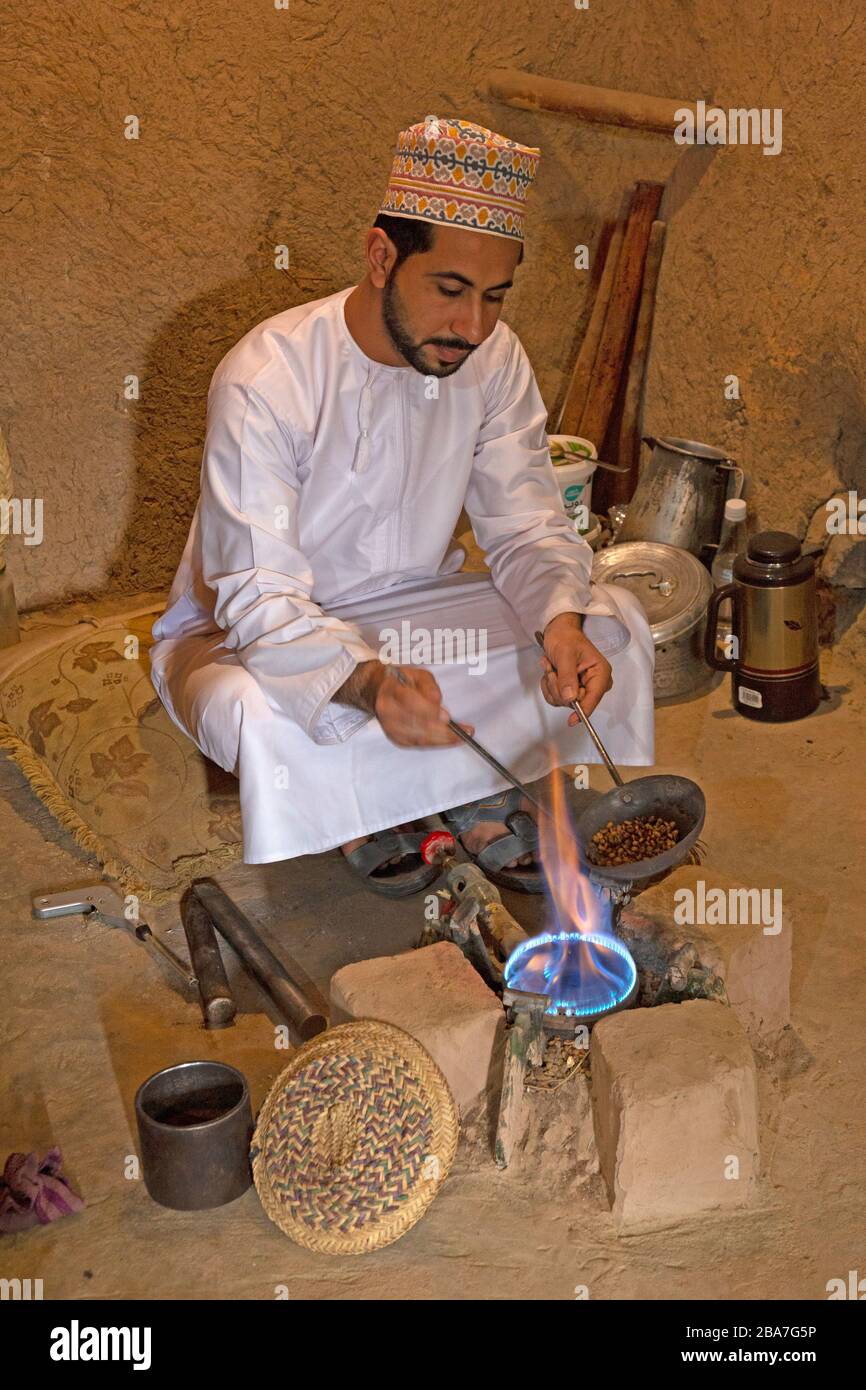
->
[380,224,522,378]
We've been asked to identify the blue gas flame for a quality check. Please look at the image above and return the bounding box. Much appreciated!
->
[504,929,637,1019]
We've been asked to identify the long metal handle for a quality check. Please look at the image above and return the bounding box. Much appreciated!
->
[447,722,554,823]
[388,666,554,823]
[534,631,624,788]
[720,462,745,500]
[589,457,630,474]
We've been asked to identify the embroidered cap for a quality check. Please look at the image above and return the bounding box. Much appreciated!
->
[378,116,541,242]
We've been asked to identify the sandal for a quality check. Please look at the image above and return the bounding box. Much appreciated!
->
[441,788,543,895]
[341,827,442,899]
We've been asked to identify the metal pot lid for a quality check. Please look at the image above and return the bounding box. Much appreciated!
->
[591,541,713,643]
[647,435,733,463]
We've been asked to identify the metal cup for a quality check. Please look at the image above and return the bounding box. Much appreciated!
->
[135,1061,253,1210]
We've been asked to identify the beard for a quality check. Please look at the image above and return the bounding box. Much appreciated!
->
[381,271,474,378]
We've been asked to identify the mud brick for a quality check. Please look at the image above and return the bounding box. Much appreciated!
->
[590,999,759,1232]
[330,941,505,1113]
[618,865,792,1039]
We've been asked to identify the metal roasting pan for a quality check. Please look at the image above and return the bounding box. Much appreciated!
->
[575,773,706,889]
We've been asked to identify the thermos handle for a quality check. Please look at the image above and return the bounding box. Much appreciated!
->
[704,583,740,670]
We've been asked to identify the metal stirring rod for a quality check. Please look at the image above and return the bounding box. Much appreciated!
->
[388,665,555,824]
[534,631,625,788]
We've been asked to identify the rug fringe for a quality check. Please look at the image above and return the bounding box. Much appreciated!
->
[0,723,242,904]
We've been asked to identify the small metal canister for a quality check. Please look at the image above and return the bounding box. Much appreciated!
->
[592,541,714,703]
[135,1060,253,1210]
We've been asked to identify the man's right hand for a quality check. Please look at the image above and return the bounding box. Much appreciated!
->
[335,661,474,748]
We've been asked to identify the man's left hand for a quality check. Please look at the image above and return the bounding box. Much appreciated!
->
[539,611,613,719]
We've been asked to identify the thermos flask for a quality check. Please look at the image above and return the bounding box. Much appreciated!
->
[704,530,821,722]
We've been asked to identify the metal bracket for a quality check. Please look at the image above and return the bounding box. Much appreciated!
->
[418,859,529,992]
[32,883,133,930]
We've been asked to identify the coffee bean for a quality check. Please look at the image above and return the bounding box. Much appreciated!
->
[587,815,680,867]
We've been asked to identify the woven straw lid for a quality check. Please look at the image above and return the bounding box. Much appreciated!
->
[252,1020,459,1255]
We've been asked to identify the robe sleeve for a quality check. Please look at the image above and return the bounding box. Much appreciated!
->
[199,380,381,744]
[463,330,605,638]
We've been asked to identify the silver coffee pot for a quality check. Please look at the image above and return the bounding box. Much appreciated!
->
[618,436,744,561]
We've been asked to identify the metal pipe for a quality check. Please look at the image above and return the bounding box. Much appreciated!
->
[190,880,328,1041]
[181,892,237,1029]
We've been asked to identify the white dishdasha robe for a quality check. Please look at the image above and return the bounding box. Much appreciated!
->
[149,286,655,863]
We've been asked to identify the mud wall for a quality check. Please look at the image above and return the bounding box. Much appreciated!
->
[2,1,863,613]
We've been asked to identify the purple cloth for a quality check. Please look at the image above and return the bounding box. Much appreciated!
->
[0,1147,85,1233]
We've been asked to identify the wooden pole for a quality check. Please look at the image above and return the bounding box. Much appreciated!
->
[614,219,667,504]
[486,68,696,135]
[556,216,625,436]
[577,181,664,451]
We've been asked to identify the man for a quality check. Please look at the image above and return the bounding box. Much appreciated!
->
[149,117,655,896]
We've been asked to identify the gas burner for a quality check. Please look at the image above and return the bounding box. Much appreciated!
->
[503,930,638,1033]
[416,824,644,1170]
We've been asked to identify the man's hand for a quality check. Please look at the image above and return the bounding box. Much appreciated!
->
[334,660,474,748]
[539,611,613,719]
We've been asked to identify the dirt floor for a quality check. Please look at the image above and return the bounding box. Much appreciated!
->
[1,617,864,1302]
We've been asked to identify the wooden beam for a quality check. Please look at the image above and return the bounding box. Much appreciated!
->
[615,219,667,504]
[0,569,20,648]
[486,67,695,135]
[494,1002,546,1170]
[556,216,625,436]
[578,181,664,450]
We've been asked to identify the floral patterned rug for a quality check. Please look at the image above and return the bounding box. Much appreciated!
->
[0,601,242,903]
